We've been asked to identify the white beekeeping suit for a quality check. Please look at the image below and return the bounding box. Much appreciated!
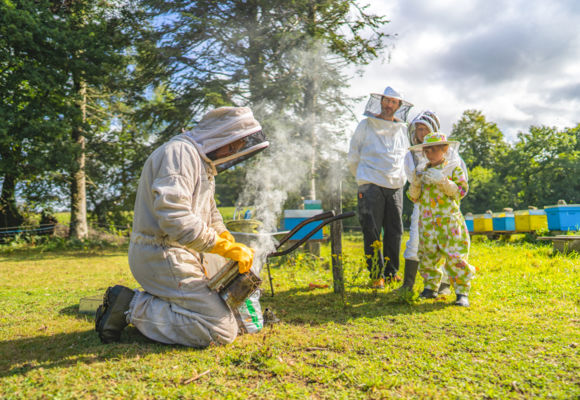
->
[347,86,412,287]
[126,107,268,347]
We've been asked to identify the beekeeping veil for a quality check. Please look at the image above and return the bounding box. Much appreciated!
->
[409,132,461,171]
[364,86,413,122]
[408,110,441,145]
[186,107,268,173]
[408,113,461,169]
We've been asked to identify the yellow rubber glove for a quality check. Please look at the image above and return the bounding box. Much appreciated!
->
[219,230,235,243]
[210,235,254,273]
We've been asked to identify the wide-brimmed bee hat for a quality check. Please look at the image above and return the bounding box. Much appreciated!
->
[409,132,458,151]
[363,86,413,122]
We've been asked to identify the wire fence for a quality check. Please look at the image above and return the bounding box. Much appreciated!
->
[0,221,132,242]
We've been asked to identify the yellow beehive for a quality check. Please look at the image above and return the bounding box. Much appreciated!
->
[514,210,530,231]
[473,213,493,232]
[528,209,548,230]
[514,208,548,232]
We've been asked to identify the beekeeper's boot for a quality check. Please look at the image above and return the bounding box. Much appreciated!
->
[418,288,438,299]
[438,283,452,296]
[454,294,470,307]
[398,259,419,291]
[95,285,134,343]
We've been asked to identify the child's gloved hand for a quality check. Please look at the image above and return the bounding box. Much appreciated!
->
[424,168,446,185]
[424,169,460,197]
[410,170,422,186]
[219,230,235,243]
[210,234,254,273]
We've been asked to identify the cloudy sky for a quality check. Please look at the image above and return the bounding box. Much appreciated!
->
[348,0,580,141]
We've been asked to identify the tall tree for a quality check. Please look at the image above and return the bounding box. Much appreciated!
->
[48,0,140,238]
[0,0,72,227]
[141,0,390,201]
[451,110,509,170]
[509,125,579,208]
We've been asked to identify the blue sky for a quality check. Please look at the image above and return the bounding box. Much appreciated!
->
[348,0,580,141]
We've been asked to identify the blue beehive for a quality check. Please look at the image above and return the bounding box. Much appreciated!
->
[492,210,515,231]
[464,213,474,232]
[544,203,580,231]
[283,209,324,240]
[303,200,322,210]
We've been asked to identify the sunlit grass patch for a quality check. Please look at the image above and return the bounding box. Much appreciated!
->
[0,233,578,399]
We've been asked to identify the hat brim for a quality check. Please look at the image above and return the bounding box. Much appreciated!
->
[410,140,458,151]
[370,93,413,107]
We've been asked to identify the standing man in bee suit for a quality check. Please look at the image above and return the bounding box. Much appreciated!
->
[95,106,269,347]
[400,111,468,294]
[348,86,413,289]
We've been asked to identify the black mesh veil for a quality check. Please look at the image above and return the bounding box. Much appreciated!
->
[209,130,269,173]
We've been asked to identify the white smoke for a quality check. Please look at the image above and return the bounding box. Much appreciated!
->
[236,115,312,260]
[235,40,357,271]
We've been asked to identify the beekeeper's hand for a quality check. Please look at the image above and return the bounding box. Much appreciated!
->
[210,234,254,273]
[219,230,235,243]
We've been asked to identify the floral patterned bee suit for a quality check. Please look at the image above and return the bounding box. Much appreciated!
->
[407,159,475,295]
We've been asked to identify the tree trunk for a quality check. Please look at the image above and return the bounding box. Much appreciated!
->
[0,173,24,228]
[246,2,266,107]
[69,79,88,239]
[303,77,317,200]
[303,1,318,200]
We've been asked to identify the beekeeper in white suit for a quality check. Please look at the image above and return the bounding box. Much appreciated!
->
[348,86,412,289]
[95,107,269,347]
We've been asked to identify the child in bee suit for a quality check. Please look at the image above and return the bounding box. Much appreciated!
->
[407,133,475,306]
[400,111,468,295]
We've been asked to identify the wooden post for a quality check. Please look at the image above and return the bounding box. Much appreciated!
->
[330,171,344,294]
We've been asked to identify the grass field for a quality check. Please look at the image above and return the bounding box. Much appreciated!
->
[0,233,578,399]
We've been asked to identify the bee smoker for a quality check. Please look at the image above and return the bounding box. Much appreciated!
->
[207,210,356,310]
[207,259,262,310]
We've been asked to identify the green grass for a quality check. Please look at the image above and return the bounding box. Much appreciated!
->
[219,206,237,221]
[0,234,578,399]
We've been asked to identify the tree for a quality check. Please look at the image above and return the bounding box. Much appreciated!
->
[0,1,72,227]
[451,110,509,170]
[509,125,579,208]
[141,0,391,204]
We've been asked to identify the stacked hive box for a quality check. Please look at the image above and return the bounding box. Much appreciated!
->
[544,204,580,231]
[473,213,493,232]
[514,209,548,232]
[492,210,515,231]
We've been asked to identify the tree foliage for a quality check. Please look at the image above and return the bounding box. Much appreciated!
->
[451,110,579,215]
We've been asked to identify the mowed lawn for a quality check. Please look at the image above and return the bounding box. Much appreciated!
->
[0,234,578,399]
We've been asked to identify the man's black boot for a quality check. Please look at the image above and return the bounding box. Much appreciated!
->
[454,294,470,307]
[398,259,419,291]
[438,282,452,296]
[95,285,135,343]
[418,288,438,299]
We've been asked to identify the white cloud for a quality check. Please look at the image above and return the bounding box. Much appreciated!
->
[347,0,580,141]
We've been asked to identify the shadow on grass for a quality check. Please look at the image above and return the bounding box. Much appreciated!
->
[59,305,99,321]
[1,288,451,379]
[1,303,201,379]
[0,325,186,379]
[260,286,453,326]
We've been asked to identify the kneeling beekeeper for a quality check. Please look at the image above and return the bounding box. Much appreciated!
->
[95,107,269,347]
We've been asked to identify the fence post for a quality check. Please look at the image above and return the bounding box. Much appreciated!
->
[330,170,344,294]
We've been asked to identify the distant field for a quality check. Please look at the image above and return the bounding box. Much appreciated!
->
[0,234,578,399]
[51,208,238,226]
